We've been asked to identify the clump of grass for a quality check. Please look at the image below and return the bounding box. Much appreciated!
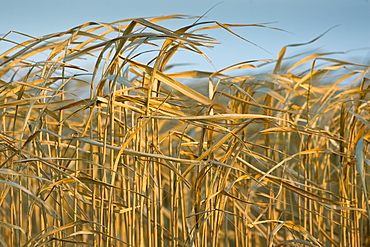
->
[0,15,369,247]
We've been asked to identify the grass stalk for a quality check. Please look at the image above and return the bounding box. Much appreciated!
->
[0,15,369,247]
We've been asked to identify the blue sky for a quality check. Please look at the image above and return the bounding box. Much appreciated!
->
[1,0,369,72]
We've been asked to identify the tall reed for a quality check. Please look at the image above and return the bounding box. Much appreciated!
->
[0,15,369,246]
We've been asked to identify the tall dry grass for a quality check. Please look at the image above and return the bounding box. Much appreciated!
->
[0,15,370,246]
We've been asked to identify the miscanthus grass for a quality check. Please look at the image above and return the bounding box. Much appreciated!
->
[0,15,369,247]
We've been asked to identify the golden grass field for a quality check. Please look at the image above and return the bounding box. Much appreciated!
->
[0,15,370,246]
